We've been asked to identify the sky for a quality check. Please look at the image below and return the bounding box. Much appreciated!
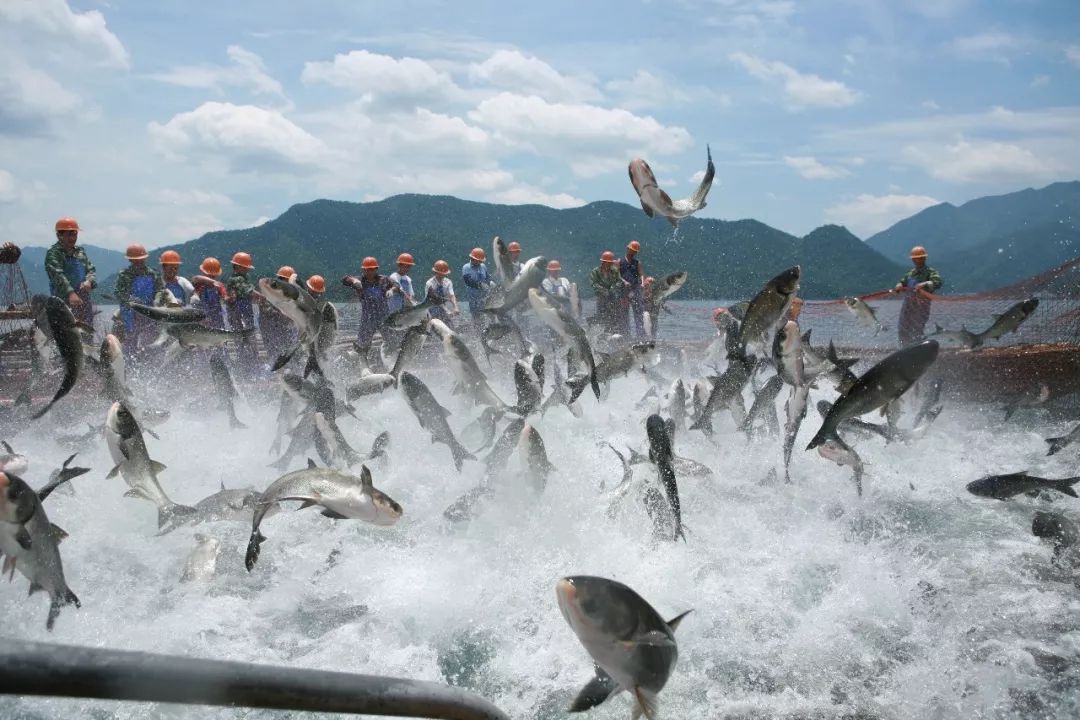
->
[1,0,1078,252]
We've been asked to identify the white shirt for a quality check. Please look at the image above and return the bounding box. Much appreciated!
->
[425,276,455,300]
[542,276,571,298]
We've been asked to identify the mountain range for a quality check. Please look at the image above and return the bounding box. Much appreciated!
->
[12,181,1078,301]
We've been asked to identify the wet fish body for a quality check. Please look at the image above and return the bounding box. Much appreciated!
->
[629,145,714,226]
[966,472,1080,500]
[844,297,885,335]
[1046,423,1080,456]
[518,424,554,491]
[565,341,656,404]
[167,323,255,349]
[181,534,221,583]
[209,354,247,429]
[384,290,445,330]
[512,360,542,416]
[399,372,475,472]
[529,289,600,400]
[485,256,547,313]
[32,297,84,420]
[977,298,1039,344]
[128,302,206,324]
[1032,511,1079,558]
[735,267,800,357]
[428,319,505,409]
[646,413,684,541]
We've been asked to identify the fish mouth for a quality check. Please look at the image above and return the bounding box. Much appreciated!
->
[555,578,581,626]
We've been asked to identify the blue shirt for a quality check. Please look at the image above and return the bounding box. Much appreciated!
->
[460,262,492,303]
[388,272,414,312]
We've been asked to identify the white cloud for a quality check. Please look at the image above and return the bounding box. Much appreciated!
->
[907,0,970,18]
[469,49,599,103]
[689,169,706,184]
[1067,45,1080,68]
[148,102,327,173]
[948,32,1026,64]
[729,52,859,109]
[151,189,234,207]
[0,56,80,134]
[604,70,729,112]
[0,169,18,203]
[0,0,129,68]
[147,46,286,100]
[468,93,693,177]
[301,50,462,111]
[825,193,940,237]
[488,185,585,208]
[903,139,1060,184]
[921,100,941,111]
[1030,75,1050,88]
[783,155,850,180]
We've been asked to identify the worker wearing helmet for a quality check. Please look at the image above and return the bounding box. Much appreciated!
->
[225,252,257,331]
[191,257,227,330]
[45,217,97,326]
[461,247,494,330]
[507,241,523,276]
[258,265,301,363]
[425,260,459,326]
[115,244,165,358]
[590,250,626,335]
[619,240,646,337]
[159,250,193,306]
[343,257,401,352]
[388,252,416,314]
[305,275,326,300]
[541,259,573,310]
[893,245,943,345]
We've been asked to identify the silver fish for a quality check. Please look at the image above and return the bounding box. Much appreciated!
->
[629,145,714,226]
[128,301,206,324]
[484,255,547,313]
[843,296,885,335]
[180,533,221,583]
[735,267,800,358]
[399,371,476,472]
[428,319,506,409]
[518,423,554,491]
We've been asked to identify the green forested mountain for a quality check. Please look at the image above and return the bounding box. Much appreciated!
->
[139,195,904,301]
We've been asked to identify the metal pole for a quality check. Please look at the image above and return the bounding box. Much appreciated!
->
[0,640,510,720]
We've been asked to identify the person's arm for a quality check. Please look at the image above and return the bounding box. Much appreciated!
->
[45,246,75,297]
[152,273,166,305]
[447,281,460,313]
[923,268,943,292]
[114,271,131,305]
[894,269,911,292]
[179,277,194,301]
[81,249,96,289]
[461,268,481,289]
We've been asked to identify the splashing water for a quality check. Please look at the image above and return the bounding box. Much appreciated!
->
[2,344,1079,719]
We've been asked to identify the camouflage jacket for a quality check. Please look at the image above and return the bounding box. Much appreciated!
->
[114,266,165,306]
[226,272,256,301]
[590,266,624,299]
[44,242,97,296]
[899,265,943,292]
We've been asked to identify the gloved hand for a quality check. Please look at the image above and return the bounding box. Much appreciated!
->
[341,275,359,289]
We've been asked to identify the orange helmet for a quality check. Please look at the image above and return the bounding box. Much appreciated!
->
[276,265,296,280]
[397,252,415,266]
[627,240,641,253]
[547,260,561,271]
[306,275,326,294]
[159,250,181,265]
[470,247,486,262]
[433,260,450,275]
[231,251,253,269]
[126,244,149,261]
[600,250,617,264]
[910,245,928,259]
[200,257,222,277]
[508,241,521,253]
[55,217,80,233]
[361,256,379,270]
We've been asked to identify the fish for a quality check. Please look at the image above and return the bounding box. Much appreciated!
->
[180,533,221,583]
[209,353,247,430]
[569,281,581,320]
[742,374,783,438]
[541,351,582,418]
[817,436,865,496]
[31,297,85,420]
[345,373,396,400]
[268,411,316,472]
[556,575,690,718]
[629,145,714,226]
[56,423,102,450]
[367,431,391,461]
[128,301,206,324]
[690,354,755,435]
[913,378,944,427]
[511,360,542,416]
[37,453,90,502]
[646,413,684,541]
[529,289,601,401]
[258,276,325,378]
[966,472,1080,500]
[735,267,800,358]
[815,400,894,442]
[178,485,272,527]
[667,379,687,433]
[483,417,526,478]
[1032,511,1079,559]
[313,412,364,469]
[646,272,689,319]
[484,256,547,314]
[0,440,28,475]
[518,424,555,491]
[774,321,808,483]
[316,301,338,357]
[461,407,501,454]
[626,447,714,479]
[166,323,256,349]
[398,371,476,472]
[245,463,402,571]
[566,342,657,405]
[104,401,197,531]
[1046,423,1080,456]
[492,236,517,286]
[428,319,506,409]
[0,471,80,630]
[530,351,545,392]
[807,340,939,450]
[924,323,980,350]
[384,290,446,330]
[843,296,886,335]
[390,322,428,383]
[604,443,633,492]
[1004,383,1051,421]
[479,322,513,362]
[270,389,299,456]
[976,297,1039,345]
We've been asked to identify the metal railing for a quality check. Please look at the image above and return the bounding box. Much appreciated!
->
[0,640,510,720]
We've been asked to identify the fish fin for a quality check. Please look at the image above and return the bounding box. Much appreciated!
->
[298,500,318,509]
[665,214,678,228]
[590,368,601,400]
[158,503,197,531]
[307,458,317,469]
[632,687,659,720]
[321,509,348,519]
[450,441,475,473]
[303,345,323,379]
[50,523,68,542]
[28,582,43,596]
[1052,478,1080,498]
[0,440,12,453]
[568,666,619,712]
[15,526,32,551]
[122,488,148,500]
[272,346,299,372]
[145,427,161,441]
[1046,437,1068,456]
[666,609,693,631]
[150,460,167,474]
[360,465,373,489]
[65,587,80,608]
[639,199,655,218]
[245,530,267,571]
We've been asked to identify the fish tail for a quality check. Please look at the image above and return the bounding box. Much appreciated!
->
[228,406,248,430]
[689,413,713,435]
[805,425,837,451]
[245,530,267,572]
[1046,436,1069,456]
[1052,477,1080,498]
[450,440,476,473]
[303,344,323,379]
[565,374,589,404]
[589,368,601,400]
[46,587,80,631]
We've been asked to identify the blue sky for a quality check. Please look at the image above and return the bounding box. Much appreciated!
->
[1,0,1078,252]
